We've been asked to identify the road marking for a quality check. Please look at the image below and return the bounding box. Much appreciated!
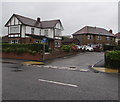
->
[38,79,78,88]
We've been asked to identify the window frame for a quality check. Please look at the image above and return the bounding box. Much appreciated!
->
[31,28,35,34]
[44,29,48,36]
[87,35,93,40]
[97,36,102,40]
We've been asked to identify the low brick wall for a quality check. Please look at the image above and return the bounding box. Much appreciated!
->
[1,51,78,61]
[2,52,42,60]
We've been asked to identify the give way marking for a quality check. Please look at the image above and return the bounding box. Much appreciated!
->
[38,79,78,88]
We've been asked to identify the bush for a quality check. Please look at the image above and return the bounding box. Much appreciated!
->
[70,44,78,51]
[2,43,49,55]
[103,45,116,51]
[113,46,120,51]
[105,51,120,70]
[61,45,71,52]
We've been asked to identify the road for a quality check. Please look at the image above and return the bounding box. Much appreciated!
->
[2,52,118,100]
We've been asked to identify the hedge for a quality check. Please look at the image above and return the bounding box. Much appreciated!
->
[105,51,120,70]
[2,43,49,55]
[103,45,116,51]
[61,45,71,52]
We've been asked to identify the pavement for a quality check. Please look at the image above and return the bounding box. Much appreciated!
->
[2,52,118,100]
[91,60,119,74]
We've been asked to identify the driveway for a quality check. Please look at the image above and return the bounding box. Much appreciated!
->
[2,52,118,100]
[46,52,104,70]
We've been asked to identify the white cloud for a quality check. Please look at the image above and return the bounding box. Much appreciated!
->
[1,2,118,36]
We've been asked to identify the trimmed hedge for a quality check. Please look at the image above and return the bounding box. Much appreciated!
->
[103,45,116,51]
[2,43,49,55]
[105,51,120,70]
[61,45,71,52]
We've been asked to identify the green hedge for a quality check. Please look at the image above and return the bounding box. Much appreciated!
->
[105,51,120,70]
[61,45,71,52]
[2,43,49,55]
[103,45,116,51]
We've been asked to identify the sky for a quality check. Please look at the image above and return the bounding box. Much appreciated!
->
[1,1,119,36]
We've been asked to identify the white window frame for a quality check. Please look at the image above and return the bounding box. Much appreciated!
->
[10,25,19,34]
[39,29,41,35]
[36,40,41,43]
[97,36,102,40]
[55,41,61,47]
[44,29,48,36]
[106,36,110,40]
[31,28,35,34]
[11,40,19,44]
[88,35,93,39]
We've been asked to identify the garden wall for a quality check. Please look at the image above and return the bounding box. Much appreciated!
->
[1,51,78,61]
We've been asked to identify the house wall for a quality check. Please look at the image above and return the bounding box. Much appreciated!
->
[26,26,40,35]
[21,25,26,37]
[54,22,62,36]
[7,16,21,26]
[73,34,115,46]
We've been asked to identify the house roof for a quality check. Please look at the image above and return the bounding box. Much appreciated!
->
[62,38,80,43]
[73,26,115,37]
[115,32,120,38]
[5,14,61,29]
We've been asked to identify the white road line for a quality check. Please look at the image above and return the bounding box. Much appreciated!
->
[38,79,78,88]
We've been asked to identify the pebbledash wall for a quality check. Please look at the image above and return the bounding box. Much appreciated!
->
[1,51,78,61]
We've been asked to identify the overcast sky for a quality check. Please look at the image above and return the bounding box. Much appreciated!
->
[1,2,118,36]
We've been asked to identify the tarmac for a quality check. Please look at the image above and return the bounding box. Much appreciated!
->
[2,58,119,74]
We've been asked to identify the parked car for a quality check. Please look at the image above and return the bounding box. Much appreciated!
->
[81,45,94,51]
[76,45,82,49]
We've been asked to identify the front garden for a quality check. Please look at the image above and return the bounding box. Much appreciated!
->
[1,43,80,60]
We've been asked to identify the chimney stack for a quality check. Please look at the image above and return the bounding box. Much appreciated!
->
[109,29,112,33]
[37,17,40,22]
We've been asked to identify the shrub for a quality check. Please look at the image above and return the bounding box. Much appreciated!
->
[31,51,37,55]
[2,43,49,54]
[103,45,116,51]
[70,44,78,51]
[113,46,120,51]
[61,45,71,52]
[105,51,120,70]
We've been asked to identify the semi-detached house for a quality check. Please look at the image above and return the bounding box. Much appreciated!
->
[5,14,64,48]
[73,26,115,47]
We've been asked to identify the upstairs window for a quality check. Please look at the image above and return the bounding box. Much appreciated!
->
[39,29,41,35]
[10,26,19,33]
[97,36,102,40]
[55,29,61,36]
[106,36,110,40]
[44,29,48,36]
[88,35,93,39]
[31,28,34,34]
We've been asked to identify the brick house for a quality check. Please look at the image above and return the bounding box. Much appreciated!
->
[5,14,64,48]
[73,26,115,47]
[115,32,120,46]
